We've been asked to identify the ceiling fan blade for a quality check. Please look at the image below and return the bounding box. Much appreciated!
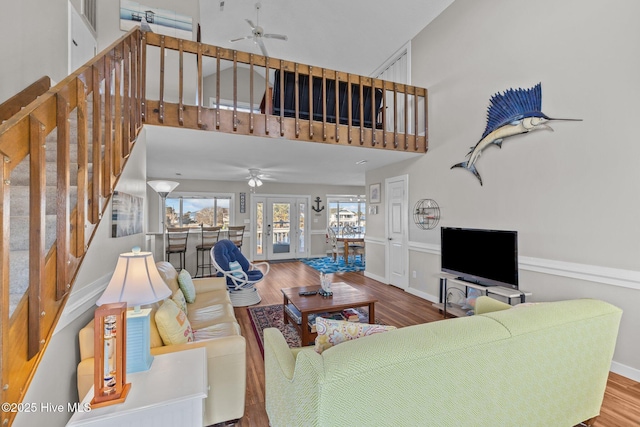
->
[230,35,252,42]
[256,37,269,57]
[245,19,256,30]
[263,33,288,41]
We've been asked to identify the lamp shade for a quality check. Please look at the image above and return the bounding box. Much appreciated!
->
[97,248,171,307]
[147,180,179,197]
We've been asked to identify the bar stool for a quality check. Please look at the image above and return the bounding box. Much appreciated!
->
[227,225,245,250]
[166,227,189,271]
[195,225,221,278]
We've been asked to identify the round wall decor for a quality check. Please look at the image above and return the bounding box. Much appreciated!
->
[413,199,440,230]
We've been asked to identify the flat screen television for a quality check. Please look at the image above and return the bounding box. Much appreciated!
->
[440,227,519,289]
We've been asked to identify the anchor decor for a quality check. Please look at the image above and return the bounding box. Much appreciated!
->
[312,197,325,213]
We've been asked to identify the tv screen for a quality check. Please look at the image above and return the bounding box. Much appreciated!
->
[441,227,519,289]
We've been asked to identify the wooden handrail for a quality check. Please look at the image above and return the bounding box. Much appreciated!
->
[0,27,429,427]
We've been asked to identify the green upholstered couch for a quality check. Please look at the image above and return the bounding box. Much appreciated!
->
[264,297,621,427]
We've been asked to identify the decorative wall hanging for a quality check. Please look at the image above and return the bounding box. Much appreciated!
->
[112,191,144,238]
[451,83,581,186]
[240,192,246,213]
[369,183,381,203]
[312,197,325,213]
[413,199,440,230]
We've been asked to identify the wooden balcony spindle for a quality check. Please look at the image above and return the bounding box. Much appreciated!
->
[347,73,352,143]
[359,76,364,145]
[178,40,184,126]
[91,62,102,224]
[250,54,254,133]
[404,84,409,150]
[414,87,419,151]
[280,60,285,136]
[393,84,398,148]
[140,33,147,121]
[265,57,270,135]
[322,68,327,141]
[294,63,300,137]
[424,91,429,152]
[233,51,238,131]
[122,39,131,155]
[159,36,165,123]
[335,72,340,142]
[382,84,387,147]
[103,53,113,196]
[371,79,376,147]
[308,66,313,138]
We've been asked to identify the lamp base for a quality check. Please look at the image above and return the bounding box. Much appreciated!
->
[126,308,154,373]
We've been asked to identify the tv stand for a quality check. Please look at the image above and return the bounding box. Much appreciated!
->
[435,274,532,318]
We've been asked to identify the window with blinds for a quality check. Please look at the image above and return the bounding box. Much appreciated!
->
[83,0,97,31]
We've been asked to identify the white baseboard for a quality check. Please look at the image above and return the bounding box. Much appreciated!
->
[406,287,439,304]
[364,270,386,284]
[611,361,640,382]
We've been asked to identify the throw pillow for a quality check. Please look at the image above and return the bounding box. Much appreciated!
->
[172,289,188,315]
[228,261,244,279]
[177,269,196,303]
[155,298,194,345]
[314,317,396,354]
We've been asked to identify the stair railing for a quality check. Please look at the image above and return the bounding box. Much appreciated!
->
[0,28,143,427]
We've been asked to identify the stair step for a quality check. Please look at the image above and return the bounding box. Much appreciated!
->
[10,185,78,216]
[10,160,93,187]
[10,215,57,252]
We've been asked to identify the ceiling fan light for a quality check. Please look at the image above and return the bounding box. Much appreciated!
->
[256,178,263,187]
[248,178,257,187]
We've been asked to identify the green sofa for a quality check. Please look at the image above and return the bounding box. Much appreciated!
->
[264,298,621,427]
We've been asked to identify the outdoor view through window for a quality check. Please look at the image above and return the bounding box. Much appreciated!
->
[166,196,231,228]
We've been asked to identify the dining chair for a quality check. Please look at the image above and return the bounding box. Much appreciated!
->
[326,227,345,262]
[195,225,221,278]
[228,225,246,250]
[341,225,365,264]
[166,227,189,271]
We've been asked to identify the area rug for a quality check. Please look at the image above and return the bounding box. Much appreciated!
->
[247,304,372,357]
[300,256,365,273]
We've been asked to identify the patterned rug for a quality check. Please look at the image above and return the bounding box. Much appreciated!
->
[247,304,372,357]
[300,256,365,273]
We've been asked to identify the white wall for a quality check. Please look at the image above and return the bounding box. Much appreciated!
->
[366,0,640,380]
[0,0,68,104]
[13,131,149,427]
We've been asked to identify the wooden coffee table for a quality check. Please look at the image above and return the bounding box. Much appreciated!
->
[281,282,378,346]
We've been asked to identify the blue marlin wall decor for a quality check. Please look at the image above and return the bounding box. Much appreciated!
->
[451,83,581,185]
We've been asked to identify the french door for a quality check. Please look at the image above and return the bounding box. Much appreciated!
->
[252,195,309,261]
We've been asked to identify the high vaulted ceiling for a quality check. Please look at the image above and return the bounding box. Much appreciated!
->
[146,0,454,186]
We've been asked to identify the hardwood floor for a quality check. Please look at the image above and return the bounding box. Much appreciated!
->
[227,261,640,427]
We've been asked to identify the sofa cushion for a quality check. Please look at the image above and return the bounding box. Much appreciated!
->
[188,294,238,330]
[172,289,188,314]
[178,269,196,303]
[155,298,195,345]
[193,322,241,341]
[314,317,396,354]
[155,261,181,294]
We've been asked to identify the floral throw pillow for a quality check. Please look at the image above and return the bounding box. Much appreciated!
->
[314,317,396,354]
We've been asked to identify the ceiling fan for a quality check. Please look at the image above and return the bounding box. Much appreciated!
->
[245,168,273,188]
[229,2,288,57]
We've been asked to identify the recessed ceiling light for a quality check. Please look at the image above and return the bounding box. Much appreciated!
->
[176,173,182,176]
[355,160,367,165]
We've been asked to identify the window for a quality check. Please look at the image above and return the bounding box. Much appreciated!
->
[165,193,234,228]
[327,195,366,235]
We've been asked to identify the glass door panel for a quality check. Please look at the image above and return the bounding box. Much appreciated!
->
[269,202,292,259]
[255,201,264,257]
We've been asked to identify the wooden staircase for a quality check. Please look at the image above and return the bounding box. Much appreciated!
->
[0,28,428,426]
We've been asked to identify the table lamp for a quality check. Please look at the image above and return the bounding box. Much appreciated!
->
[96,247,171,373]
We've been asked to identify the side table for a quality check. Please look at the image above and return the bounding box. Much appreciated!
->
[67,348,208,427]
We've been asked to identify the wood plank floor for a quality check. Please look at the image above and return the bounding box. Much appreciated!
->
[225,261,640,427]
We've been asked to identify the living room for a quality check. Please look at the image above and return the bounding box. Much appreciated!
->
[3,0,640,426]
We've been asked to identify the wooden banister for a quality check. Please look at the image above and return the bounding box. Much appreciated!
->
[0,77,51,124]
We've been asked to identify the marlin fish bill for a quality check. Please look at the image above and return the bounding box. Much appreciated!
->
[451,83,581,186]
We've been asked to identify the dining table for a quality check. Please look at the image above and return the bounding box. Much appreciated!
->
[336,234,365,264]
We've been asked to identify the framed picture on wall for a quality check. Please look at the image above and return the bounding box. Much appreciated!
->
[369,183,381,204]
[112,191,144,238]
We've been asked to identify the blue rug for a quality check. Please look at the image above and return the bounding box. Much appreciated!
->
[300,256,365,273]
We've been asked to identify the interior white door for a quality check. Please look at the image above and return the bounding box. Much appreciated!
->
[386,175,408,289]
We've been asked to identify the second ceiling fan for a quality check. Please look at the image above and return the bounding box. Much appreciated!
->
[229,2,287,57]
